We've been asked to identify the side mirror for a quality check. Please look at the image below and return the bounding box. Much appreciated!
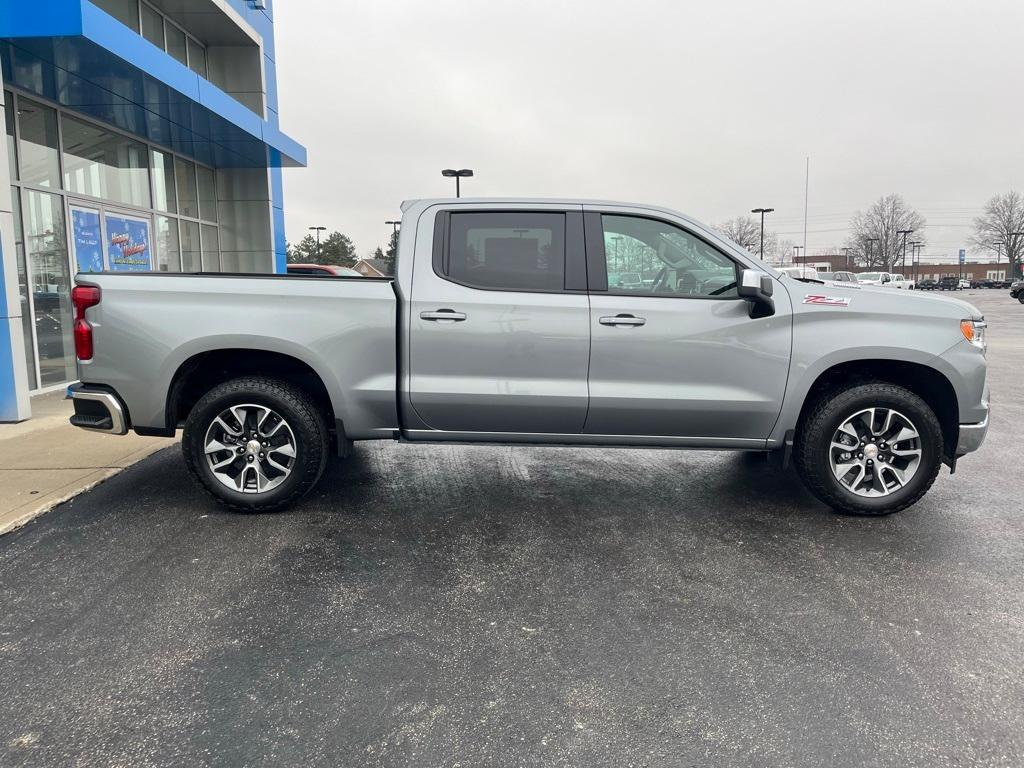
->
[882,276,891,283]
[738,269,775,318]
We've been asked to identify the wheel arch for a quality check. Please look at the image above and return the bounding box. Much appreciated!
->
[795,359,959,461]
[166,348,344,449]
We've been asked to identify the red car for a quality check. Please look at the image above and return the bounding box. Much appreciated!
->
[286,264,362,277]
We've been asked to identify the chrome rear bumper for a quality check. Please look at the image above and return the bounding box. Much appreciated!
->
[67,385,128,435]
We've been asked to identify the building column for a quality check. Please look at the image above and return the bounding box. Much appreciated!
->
[0,87,32,422]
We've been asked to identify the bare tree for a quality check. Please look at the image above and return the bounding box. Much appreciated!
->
[969,191,1024,278]
[717,216,762,252]
[845,194,926,270]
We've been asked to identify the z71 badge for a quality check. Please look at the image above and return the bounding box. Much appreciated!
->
[803,295,851,307]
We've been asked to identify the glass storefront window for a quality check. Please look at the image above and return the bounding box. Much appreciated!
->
[175,157,199,219]
[201,224,220,271]
[155,216,181,272]
[4,90,16,181]
[62,115,151,208]
[180,220,201,272]
[17,98,60,189]
[140,2,164,48]
[166,22,188,66]
[11,190,38,390]
[23,190,76,387]
[196,164,218,222]
[152,149,177,213]
[187,38,208,78]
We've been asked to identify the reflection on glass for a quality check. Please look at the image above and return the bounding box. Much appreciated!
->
[140,2,164,48]
[62,115,151,208]
[201,224,220,271]
[17,98,60,188]
[92,0,140,32]
[155,216,181,272]
[4,90,17,181]
[187,38,207,78]
[23,190,75,386]
[166,22,187,66]
[196,164,217,222]
[152,149,177,213]
[180,220,201,271]
[12,190,38,390]
[175,157,199,219]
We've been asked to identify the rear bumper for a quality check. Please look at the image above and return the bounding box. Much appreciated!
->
[67,384,128,435]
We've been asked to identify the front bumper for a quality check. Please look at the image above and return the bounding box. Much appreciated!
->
[955,387,990,456]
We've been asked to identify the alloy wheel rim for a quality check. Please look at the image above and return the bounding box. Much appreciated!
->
[829,407,922,498]
[203,404,297,494]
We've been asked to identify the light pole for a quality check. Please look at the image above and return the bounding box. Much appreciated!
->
[994,240,1004,266]
[910,241,922,283]
[751,207,774,258]
[841,247,851,270]
[793,245,803,263]
[385,220,400,237]
[308,226,326,261]
[611,235,623,271]
[866,237,879,269]
[441,168,474,198]
[897,229,913,273]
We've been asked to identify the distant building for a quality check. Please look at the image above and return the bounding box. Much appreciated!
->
[353,258,391,277]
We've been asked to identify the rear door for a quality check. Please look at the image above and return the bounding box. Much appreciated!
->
[583,208,792,442]
[407,205,591,434]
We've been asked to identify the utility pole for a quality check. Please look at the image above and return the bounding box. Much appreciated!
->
[897,229,913,273]
[1011,232,1024,278]
[910,241,922,283]
[793,245,803,264]
[803,157,809,261]
[308,226,326,262]
[841,247,851,270]
[866,238,879,268]
[751,207,774,258]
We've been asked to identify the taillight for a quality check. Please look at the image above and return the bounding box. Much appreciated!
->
[71,285,101,361]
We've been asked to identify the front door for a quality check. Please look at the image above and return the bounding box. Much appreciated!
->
[407,207,591,434]
[583,210,792,442]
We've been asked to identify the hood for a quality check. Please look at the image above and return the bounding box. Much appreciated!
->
[779,276,983,320]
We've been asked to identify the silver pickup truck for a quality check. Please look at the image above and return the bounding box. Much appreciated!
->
[69,198,989,516]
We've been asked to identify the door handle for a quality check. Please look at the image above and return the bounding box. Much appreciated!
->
[420,309,467,322]
[599,314,646,327]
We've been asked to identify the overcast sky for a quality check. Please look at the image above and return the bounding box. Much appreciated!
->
[273,0,1024,265]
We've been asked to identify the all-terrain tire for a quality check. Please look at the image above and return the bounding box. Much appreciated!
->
[794,380,944,516]
[182,376,329,512]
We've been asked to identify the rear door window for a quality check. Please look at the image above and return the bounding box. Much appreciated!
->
[445,212,565,292]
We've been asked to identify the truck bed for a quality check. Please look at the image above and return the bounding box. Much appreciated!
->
[77,272,399,439]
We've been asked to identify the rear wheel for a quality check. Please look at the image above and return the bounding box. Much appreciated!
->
[183,376,329,512]
[794,381,943,515]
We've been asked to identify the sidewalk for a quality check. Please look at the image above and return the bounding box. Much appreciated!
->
[0,390,177,535]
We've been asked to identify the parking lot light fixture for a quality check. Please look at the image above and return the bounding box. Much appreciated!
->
[751,207,774,258]
[897,229,913,272]
[441,168,474,198]
[308,226,327,260]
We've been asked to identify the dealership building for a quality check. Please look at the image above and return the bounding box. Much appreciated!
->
[0,0,305,421]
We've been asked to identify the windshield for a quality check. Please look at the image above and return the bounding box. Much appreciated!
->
[859,273,882,281]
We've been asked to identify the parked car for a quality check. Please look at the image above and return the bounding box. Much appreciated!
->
[1010,280,1024,302]
[918,278,938,291]
[975,279,996,289]
[937,276,960,291]
[818,271,858,284]
[68,197,989,517]
[286,264,363,277]
[997,278,1015,289]
[889,274,915,290]
[777,266,822,281]
[958,279,971,290]
[856,272,892,286]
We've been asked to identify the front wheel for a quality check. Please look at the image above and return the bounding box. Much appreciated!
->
[1018,293,1024,304]
[182,377,329,512]
[794,381,943,515]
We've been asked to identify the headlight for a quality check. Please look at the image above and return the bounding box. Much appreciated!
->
[960,319,987,351]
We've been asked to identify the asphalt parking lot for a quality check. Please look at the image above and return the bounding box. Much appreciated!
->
[1,290,1022,767]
